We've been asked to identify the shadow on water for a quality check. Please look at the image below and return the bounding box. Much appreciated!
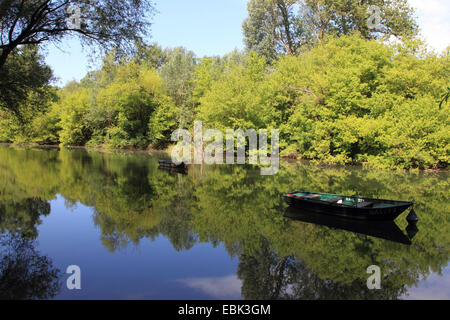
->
[284,207,414,245]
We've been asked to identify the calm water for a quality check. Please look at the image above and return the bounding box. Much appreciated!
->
[0,145,449,300]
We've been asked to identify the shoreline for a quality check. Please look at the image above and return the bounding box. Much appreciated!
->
[0,142,447,173]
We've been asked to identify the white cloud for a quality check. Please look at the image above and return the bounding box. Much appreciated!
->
[408,0,450,53]
[178,275,242,299]
[403,266,450,300]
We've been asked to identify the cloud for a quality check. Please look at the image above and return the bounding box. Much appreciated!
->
[408,0,450,53]
[403,266,450,300]
[178,275,242,299]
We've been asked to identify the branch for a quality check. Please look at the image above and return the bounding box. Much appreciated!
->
[8,0,25,43]
[275,24,294,56]
[284,85,324,104]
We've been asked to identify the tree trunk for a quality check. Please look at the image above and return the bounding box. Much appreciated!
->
[0,46,13,69]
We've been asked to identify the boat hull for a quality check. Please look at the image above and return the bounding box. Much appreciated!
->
[284,193,413,221]
[158,160,188,173]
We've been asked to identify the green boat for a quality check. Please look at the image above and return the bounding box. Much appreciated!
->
[283,191,414,221]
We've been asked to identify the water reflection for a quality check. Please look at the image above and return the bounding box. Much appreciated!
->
[0,198,50,240]
[0,233,61,300]
[284,207,413,245]
[0,145,448,299]
[237,238,408,300]
[178,275,242,299]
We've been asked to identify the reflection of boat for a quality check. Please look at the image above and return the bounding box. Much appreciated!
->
[284,207,413,245]
[158,160,188,173]
[283,191,413,221]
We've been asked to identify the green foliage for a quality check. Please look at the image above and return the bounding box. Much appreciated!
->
[242,0,280,63]
[0,45,53,117]
[439,87,450,110]
[58,88,92,146]
[198,52,272,131]
[45,57,178,149]
[0,88,59,145]
[0,47,179,150]
[242,0,419,62]
[0,46,58,145]
[192,57,225,104]
[147,95,178,148]
[196,35,448,169]
[301,0,418,40]
[0,0,155,68]
[133,41,168,70]
[272,36,449,168]
[94,64,161,148]
[1,34,447,170]
[160,47,198,128]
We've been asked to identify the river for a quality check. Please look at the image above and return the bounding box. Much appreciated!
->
[0,145,448,300]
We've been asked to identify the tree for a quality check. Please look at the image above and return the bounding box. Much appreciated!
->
[301,0,418,41]
[57,87,91,146]
[0,45,53,118]
[197,52,271,131]
[0,0,155,68]
[133,40,168,71]
[147,95,178,148]
[270,35,448,168]
[243,0,418,61]
[243,0,307,62]
[160,47,198,128]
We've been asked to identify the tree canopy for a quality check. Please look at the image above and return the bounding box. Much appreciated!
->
[0,0,155,68]
[0,45,54,118]
[243,0,419,62]
[0,1,448,170]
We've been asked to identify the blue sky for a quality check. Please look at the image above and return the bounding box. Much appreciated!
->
[45,0,450,86]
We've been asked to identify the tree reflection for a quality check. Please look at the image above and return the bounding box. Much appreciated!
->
[0,233,61,300]
[237,238,407,300]
[0,146,448,299]
[0,198,50,240]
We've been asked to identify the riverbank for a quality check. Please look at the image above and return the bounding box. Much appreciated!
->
[1,142,447,173]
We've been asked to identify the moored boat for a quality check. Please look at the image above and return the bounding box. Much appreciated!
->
[283,191,414,221]
[158,160,188,172]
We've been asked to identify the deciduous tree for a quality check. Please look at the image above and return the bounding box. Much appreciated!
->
[0,0,155,68]
[243,0,418,62]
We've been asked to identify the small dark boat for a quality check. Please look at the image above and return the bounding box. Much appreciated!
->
[283,191,413,221]
[158,160,188,173]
